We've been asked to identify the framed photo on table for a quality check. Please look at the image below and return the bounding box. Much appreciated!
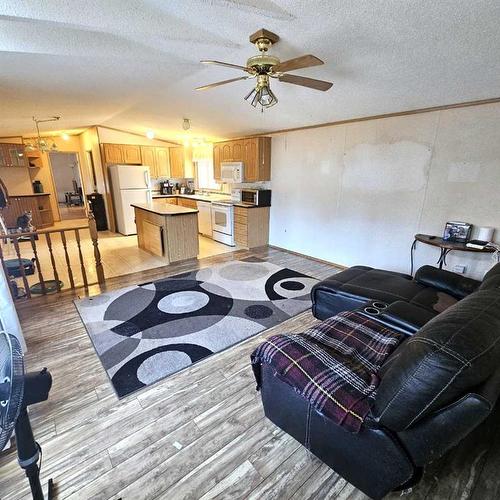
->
[443,221,472,242]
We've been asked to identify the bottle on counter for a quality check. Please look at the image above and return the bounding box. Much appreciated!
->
[32,180,44,193]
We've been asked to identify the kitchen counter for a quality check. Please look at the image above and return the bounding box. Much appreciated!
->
[152,193,265,208]
[132,201,198,216]
[133,203,199,263]
[11,193,50,197]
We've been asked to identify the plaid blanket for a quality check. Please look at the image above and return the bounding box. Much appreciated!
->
[251,310,405,433]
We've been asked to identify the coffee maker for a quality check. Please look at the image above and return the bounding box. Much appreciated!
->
[160,180,173,195]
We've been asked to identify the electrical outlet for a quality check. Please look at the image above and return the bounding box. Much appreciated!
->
[453,265,466,274]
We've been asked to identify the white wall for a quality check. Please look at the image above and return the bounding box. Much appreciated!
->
[269,103,500,279]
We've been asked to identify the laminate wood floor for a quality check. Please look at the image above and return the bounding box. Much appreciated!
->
[1,247,499,499]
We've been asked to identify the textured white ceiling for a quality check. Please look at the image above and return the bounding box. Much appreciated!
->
[1,0,499,140]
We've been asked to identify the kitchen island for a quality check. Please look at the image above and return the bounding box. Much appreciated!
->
[132,201,199,263]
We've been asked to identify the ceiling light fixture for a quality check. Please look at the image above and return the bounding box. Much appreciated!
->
[61,133,70,141]
[196,29,333,110]
[244,75,278,109]
[24,116,61,153]
[146,130,155,140]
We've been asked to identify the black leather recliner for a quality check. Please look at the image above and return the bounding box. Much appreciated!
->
[311,263,500,332]
[257,265,500,499]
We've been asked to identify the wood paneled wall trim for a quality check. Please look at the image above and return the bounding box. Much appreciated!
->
[268,244,347,270]
[233,96,500,139]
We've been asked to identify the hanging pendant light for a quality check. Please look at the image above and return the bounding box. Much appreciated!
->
[25,116,61,153]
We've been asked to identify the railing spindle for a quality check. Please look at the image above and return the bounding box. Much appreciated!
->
[45,232,61,292]
[88,213,105,285]
[30,234,46,295]
[74,228,88,288]
[12,236,31,299]
[60,231,75,289]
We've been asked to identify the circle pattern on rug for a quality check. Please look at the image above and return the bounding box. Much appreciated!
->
[280,281,305,291]
[244,305,274,319]
[218,262,270,281]
[273,277,317,299]
[157,291,210,314]
[137,351,191,384]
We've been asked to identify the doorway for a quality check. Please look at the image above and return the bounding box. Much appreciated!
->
[48,152,86,220]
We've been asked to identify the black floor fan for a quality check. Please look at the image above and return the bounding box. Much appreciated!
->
[0,328,54,499]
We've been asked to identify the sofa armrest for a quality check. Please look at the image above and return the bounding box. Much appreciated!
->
[414,266,481,299]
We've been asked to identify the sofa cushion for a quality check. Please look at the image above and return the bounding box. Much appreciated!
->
[409,288,458,314]
[331,269,424,303]
[372,289,500,431]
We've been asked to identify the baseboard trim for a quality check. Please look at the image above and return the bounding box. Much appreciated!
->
[268,245,347,270]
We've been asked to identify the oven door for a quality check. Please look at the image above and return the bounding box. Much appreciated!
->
[211,203,233,235]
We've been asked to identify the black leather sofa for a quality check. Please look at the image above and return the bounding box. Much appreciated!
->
[256,263,500,498]
[312,264,500,332]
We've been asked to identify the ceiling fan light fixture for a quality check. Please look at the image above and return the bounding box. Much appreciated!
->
[258,85,278,107]
[244,87,259,107]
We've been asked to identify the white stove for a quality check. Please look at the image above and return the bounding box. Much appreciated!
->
[211,201,235,246]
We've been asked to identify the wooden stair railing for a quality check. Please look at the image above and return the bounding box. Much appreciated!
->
[0,213,105,300]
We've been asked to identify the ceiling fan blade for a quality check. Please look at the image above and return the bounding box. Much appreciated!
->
[278,73,333,91]
[200,60,253,73]
[196,76,250,91]
[273,54,324,73]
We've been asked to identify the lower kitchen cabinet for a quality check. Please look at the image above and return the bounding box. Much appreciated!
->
[0,194,54,229]
[234,206,270,248]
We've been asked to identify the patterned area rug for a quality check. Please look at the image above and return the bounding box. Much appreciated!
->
[75,258,318,398]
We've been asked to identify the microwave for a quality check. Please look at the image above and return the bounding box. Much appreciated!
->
[232,188,272,207]
[220,162,244,183]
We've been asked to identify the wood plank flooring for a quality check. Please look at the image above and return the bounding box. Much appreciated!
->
[1,247,499,499]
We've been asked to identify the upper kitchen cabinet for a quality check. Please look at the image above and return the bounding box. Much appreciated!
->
[103,143,141,164]
[122,145,141,164]
[213,137,271,182]
[140,146,156,176]
[139,146,170,178]
[0,143,27,167]
[103,143,123,164]
[155,148,170,177]
[169,147,184,178]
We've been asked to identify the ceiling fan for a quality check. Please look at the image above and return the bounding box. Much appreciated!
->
[195,29,333,109]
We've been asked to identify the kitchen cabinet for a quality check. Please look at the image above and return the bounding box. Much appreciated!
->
[103,143,124,164]
[141,220,164,257]
[140,146,156,176]
[140,146,170,178]
[169,147,184,178]
[0,143,26,167]
[0,194,53,229]
[213,137,271,182]
[155,148,170,177]
[122,145,141,164]
[103,144,141,165]
[233,206,270,248]
[177,198,198,210]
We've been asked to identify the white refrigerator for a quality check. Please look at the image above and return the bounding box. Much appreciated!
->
[109,164,152,235]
